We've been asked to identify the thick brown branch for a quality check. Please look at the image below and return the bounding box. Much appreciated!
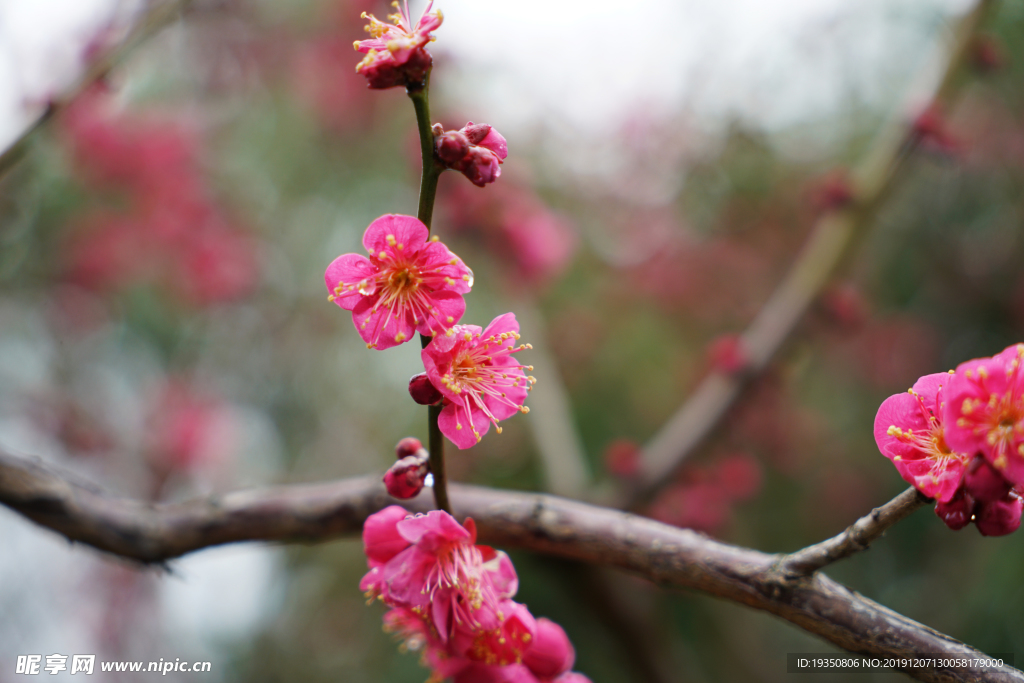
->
[628,0,993,508]
[0,450,1017,683]
[775,487,931,578]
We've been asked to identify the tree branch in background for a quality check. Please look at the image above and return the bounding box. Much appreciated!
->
[628,0,994,509]
[0,0,194,177]
[514,300,590,499]
[0,449,1017,683]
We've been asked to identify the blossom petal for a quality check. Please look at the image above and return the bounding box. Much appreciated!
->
[942,345,1024,485]
[477,127,508,160]
[873,391,932,462]
[439,400,488,449]
[418,290,466,336]
[481,312,519,339]
[362,214,429,256]
[352,296,417,349]
[324,253,376,309]
[481,549,518,600]
[363,505,411,565]
[397,509,472,545]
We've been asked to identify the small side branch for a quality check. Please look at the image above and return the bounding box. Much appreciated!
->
[0,449,1017,683]
[774,487,931,579]
[627,0,994,509]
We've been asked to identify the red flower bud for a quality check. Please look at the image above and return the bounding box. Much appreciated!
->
[383,453,430,499]
[462,123,492,145]
[523,618,576,679]
[395,437,424,459]
[934,488,975,531]
[964,456,1013,504]
[457,146,502,187]
[707,334,749,375]
[436,131,470,164]
[432,121,508,187]
[409,372,443,405]
[974,493,1023,536]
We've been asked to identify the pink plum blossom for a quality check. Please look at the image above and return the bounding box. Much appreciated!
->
[325,214,473,350]
[354,0,443,89]
[874,372,969,503]
[421,313,535,449]
[361,507,591,682]
[435,122,509,187]
[360,508,518,635]
[942,343,1024,487]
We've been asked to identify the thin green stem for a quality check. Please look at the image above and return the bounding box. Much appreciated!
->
[427,403,451,513]
[408,77,443,231]
[409,73,450,513]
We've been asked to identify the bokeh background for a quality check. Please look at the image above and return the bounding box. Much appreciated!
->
[1,0,1023,681]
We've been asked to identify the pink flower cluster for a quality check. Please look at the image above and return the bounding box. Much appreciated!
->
[60,89,258,306]
[874,343,1024,536]
[435,122,509,187]
[326,215,534,448]
[361,506,590,683]
[354,0,442,89]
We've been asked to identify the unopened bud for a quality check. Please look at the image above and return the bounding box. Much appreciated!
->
[462,122,493,145]
[457,146,502,187]
[974,492,1023,536]
[466,123,507,160]
[383,453,430,499]
[934,489,974,531]
[523,618,576,679]
[707,334,749,375]
[409,372,443,405]
[436,130,471,164]
[964,456,1013,504]
[395,437,424,460]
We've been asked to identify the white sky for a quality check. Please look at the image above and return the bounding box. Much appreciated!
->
[0,0,974,158]
[438,0,972,137]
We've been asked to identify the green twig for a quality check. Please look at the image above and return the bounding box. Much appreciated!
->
[409,73,450,513]
[408,78,443,231]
